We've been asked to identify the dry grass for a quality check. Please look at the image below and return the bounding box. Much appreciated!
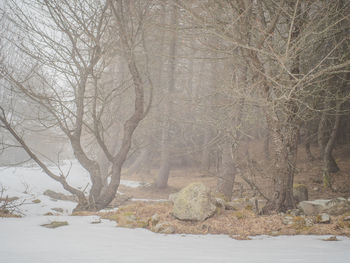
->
[70,143,350,238]
[0,210,21,218]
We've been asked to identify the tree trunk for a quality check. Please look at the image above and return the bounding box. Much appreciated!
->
[156,3,178,188]
[216,142,236,201]
[304,128,315,161]
[262,122,298,214]
[318,110,327,159]
[323,103,341,177]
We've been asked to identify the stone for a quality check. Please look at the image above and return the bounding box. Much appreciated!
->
[282,215,294,225]
[91,218,102,224]
[293,184,308,204]
[298,198,350,216]
[172,183,216,221]
[318,213,331,224]
[305,217,314,227]
[322,236,339,241]
[150,213,160,226]
[215,198,226,209]
[343,216,350,221]
[153,222,175,234]
[288,209,302,216]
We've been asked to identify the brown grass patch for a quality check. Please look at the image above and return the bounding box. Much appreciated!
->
[98,201,350,237]
[0,210,21,218]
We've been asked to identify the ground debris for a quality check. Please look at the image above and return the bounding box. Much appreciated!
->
[41,221,68,229]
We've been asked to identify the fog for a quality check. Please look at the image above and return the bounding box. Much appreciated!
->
[1,0,350,213]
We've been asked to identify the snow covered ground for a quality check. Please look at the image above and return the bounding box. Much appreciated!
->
[1,162,350,263]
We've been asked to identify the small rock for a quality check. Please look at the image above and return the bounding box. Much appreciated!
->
[282,215,294,225]
[322,236,339,241]
[32,199,41,203]
[91,218,102,224]
[215,198,226,208]
[150,213,160,226]
[153,222,175,234]
[318,213,331,224]
[343,216,350,221]
[305,217,314,227]
[313,187,319,191]
[288,209,302,216]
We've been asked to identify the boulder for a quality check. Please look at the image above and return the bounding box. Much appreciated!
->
[298,198,350,216]
[293,184,308,204]
[171,183,216,221]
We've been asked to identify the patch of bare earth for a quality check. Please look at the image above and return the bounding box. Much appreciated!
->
[121,144,350,202]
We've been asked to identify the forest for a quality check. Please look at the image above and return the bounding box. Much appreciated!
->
[1,1,350,261]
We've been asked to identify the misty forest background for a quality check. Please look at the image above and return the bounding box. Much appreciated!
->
[0,0,350,213]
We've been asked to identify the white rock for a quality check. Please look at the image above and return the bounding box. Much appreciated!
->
[318,213,330,224]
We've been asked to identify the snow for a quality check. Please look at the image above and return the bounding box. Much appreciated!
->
[1,162,350,263]
[1,216,350,263]
[0,162,148,216]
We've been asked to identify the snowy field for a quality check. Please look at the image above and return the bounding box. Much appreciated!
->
[1,162,350,263]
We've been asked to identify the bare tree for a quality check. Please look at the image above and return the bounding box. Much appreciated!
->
[0,0,152,211]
